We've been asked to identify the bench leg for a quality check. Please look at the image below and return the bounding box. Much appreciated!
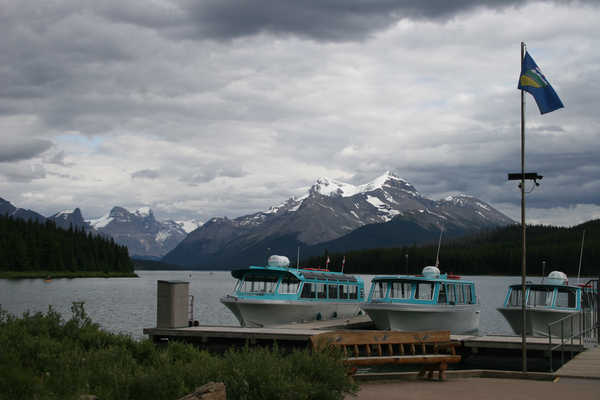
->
[438,361,448,381]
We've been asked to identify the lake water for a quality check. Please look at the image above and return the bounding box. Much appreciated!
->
[0,271,526,339]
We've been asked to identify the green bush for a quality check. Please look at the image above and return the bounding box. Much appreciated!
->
[0,305,357,400]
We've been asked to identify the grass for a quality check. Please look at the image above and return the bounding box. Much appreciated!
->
[0,304,357,400]
[0,271,138,279]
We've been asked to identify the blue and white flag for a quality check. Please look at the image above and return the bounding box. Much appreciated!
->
[518,51,564,114]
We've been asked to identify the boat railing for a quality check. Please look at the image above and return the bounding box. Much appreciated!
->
[548,278,599,371]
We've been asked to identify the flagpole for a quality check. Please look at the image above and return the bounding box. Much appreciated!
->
[520,41,527,373]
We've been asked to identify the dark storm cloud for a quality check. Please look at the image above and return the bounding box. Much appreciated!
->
[131,169,160,179]
[183,0,590,41]
[0,139,53,163]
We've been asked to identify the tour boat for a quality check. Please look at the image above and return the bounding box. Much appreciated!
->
[361,266,480,334]
[220,255,365,327]
[497,271,598,338]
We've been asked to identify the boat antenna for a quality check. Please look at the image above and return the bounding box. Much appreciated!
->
[435,229,443,267]
[577,230,585,284]
[297,246,300,270]
[541,260,546,283]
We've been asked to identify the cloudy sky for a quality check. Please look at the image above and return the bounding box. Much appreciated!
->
[1,0,599,226]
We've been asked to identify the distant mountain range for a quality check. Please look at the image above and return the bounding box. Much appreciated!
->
[163,171,514,269]
[1,171,515,268]
[0,198,201,259]
[87,207,201,259]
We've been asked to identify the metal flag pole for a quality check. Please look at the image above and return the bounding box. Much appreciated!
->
[520,41,527,373]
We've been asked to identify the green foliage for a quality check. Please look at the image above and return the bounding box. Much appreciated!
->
[0,215,134,274]
[0,305,356,400]
[305,219,600,276]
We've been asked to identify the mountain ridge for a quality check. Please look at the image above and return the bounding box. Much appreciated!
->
[163,171,514,269]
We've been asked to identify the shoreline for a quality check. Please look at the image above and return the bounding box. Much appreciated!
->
[0,271,138,279]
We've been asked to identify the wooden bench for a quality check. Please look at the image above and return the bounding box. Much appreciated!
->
[310,330,461,381]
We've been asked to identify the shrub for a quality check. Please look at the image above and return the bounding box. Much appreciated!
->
[0,305,357,400]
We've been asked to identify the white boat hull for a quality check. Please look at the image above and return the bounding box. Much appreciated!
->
[497,307,587,338]
[361,302,480,334]
[220,296,362,327]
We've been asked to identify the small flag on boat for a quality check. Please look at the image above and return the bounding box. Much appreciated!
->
[326,256,330,268]
[518,51,564,114]
[341,256,346,272]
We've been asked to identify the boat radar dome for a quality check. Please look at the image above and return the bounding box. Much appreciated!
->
[422,266,441,278]
[267,255,290,268]
[546,270,568,285]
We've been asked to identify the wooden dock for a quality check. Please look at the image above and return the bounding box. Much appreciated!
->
[555,347,600,379]
[143,316,585,354]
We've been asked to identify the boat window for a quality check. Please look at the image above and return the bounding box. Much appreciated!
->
[278,276,300,294]
[239,275,278,294]
[349,285,359,300]
[438,284,447,303]
[390,281,411,299]
[556,288,576,308]
[415,283,434,300]
[582,291,591,309]
[464,285,473,304]
[508,287,523,307]
[328,284,338,299]
[527,287,553,307]
[457,284,464,304]
[300,282,316,299]
[372,281,388,299]
[339,285,348,299]
[446,284,456,304]
[317,283,327,299]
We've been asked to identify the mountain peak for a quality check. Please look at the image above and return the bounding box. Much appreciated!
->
[309,171,416,198]
[134,207,153,218]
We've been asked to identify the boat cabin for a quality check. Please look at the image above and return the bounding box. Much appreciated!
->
[502,271,597,312]
[367,266,478,305]
[230,265,364,302]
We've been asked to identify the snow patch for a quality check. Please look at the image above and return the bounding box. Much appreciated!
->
[88,214,113,229]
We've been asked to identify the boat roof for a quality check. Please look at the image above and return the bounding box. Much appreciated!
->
[231,265,360,283]
[371,274,473,284]
[507,282,584,290]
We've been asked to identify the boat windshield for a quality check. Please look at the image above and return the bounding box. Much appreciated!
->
[278,276,300,294]
[415,282,434,300]
[508,287,523,307]
[556,288,576,308]
[527,287,554,307]
[238,275,279,294]
[389,281,412,299]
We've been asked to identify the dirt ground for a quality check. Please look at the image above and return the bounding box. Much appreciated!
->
[346,377,600,400]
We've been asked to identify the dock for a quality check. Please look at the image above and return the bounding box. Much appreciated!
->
[555,347,600,379]
[143,315,586,356]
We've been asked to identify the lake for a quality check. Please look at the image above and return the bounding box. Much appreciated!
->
[0,271,526,339]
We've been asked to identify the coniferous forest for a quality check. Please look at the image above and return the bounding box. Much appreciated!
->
[0,215,134,274]
[305,219,600,277]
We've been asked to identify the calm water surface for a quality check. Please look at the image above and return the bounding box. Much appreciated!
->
[0,271,525,339]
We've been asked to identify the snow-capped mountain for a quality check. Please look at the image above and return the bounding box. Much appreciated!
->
[48,208,93,231]
[163,171,514,268]
[87,206,189,258]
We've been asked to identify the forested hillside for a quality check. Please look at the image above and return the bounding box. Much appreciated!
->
[0,215,134,273]
[304,220,600,276]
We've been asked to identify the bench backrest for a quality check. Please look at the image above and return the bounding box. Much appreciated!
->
[311,330,456,357]
[312,330,450,347]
